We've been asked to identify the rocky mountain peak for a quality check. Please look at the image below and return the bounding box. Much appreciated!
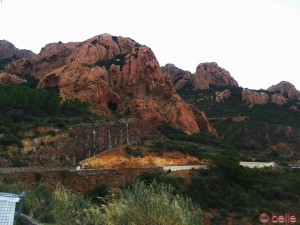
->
[4,34,217,135]
[162,62,239,91]
[193,62,239,90]
[267,81,300,101]
[161,64,192,90]
[0,40,35,59]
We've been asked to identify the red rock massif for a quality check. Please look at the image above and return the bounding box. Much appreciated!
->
[4,34,216,135]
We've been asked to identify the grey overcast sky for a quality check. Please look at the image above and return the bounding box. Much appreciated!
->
[1,0,300,90]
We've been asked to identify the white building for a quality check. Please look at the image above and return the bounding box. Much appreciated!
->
[239,162,275,168]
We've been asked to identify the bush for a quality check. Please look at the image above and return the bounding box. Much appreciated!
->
[84,184,109,205]
[34,173,43,181]
[135,172,184,191]
[0,135,23,147]
[61,98,90,116]
[125,146,133,155]
[132,149,143,158]
[102,180,203,225]
[52,187,104,225]
[10,154,27,167]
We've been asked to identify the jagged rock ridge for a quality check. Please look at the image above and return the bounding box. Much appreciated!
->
[242,81,300,108]
[161,62,239,91]
[4,34,216,135]
[0,40,35,60]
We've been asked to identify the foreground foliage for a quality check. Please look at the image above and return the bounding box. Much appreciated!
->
[0,181,203,225]
[101,181,203,225]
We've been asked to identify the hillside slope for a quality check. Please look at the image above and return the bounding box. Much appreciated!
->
[3,34,216,135]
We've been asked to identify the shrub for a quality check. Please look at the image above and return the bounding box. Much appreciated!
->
[84,184,109,205]
[61,98,90,116]
[52,187,104,225]
[149,148,164,156]
[34,173,43,181]
[125,146,133,155]
[132,149,143,158]
[102,180,203,225]
[10,154,27,167]
[0,135,23,147]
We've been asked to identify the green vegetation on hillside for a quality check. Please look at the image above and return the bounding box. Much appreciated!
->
[152,121,300,223]
[0,84,99,166]
[177,86,300,162]
[178,86,300,128]
[0,180,203,225]
[134,148,300,224]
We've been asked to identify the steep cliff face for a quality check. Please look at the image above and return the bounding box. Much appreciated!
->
[5,34,215,134]
[162,62,239,91]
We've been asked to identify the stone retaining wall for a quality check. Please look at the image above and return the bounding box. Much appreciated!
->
[0,167,164,193]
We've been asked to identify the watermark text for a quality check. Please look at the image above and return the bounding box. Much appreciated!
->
[260,212,296,224]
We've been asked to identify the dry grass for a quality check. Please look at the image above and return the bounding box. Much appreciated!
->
[80,145,203,169]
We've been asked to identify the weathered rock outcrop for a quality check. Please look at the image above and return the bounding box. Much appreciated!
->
[242,89,269,108]
[162,62,239,91]
[161,64,192,90]
[193,62,239,90]
[0,72,26,84]
[242,88,289,107]
[270,94,287,106]
[0,40,35,59]
[267,81,300,101]
[5,34,216,134]
[215,89,231,102]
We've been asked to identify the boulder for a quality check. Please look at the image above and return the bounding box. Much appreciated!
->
[215,89,231,102]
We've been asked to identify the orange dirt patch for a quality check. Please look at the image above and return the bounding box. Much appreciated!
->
[80,145,203,169]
